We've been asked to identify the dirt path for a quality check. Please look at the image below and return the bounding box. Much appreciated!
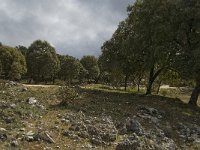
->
[23,84,59,88]
[160,85,177,89]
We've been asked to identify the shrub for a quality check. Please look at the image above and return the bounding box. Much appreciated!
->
[0,80,7,91]
[160,90,167,96]
[56,86,78,105]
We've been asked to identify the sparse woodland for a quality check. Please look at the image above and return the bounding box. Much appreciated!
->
[1,0,200,106]
[0,0,200,149]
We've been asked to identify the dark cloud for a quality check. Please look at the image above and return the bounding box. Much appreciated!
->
[0,0,134,58]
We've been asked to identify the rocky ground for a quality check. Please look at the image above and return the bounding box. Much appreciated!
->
[0,80,200,150]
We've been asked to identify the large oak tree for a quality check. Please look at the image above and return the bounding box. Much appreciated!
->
[27,40,60,83]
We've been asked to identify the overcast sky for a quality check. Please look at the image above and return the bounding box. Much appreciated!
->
[0,0,134,58]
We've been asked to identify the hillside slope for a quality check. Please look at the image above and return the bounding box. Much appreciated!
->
[0,81,199,150]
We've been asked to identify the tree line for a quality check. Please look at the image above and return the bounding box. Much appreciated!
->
[0,40,100,85]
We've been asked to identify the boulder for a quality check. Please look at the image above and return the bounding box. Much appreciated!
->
[35,132,55,143]
[10,140,19,147]
[0,128,7,141]
[27,97,37,105]
[116,139,140,150]
[125,118,144,135]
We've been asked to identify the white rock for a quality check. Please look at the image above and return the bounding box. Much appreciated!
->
[27,97,37,105]
[10,103,17,108]
[0,128,7,132]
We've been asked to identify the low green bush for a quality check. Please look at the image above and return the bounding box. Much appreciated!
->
[56,86,78,105]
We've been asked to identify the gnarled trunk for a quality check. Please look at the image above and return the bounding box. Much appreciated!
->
[146,79,153,95]
[146,66,164,95]
[146,66,155,95]
[124,74,128,91]
[188,84,200,106]
[137,83,140,92]
[156,81,162,94]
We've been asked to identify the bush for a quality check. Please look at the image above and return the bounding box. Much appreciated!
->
[56,86,78,105]
[0,80,8,91]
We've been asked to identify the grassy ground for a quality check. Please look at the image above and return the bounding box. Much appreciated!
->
[83,84,200,106]
[0,82,199,149]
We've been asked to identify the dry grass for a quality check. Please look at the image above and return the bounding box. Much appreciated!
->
[0,83,199,149]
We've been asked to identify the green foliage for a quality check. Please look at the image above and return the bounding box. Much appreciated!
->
[16,45,28,57]
[99,0,200,104]
[0,80,7,91]
[0,44,27,80]
[78,64,88,83]
[56,86,78,105]
[27,40,60,83]
[58,55,82,84]
[0,60,2,76]
[80,56,100,81]
[9,62,23,80]
[173,0,200,81]
[100,0,181,94]
[171,0,200,105]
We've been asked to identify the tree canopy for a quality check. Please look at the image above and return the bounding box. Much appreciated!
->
[0,44,27,80]
[100,0,200,105]
[58,55,82,84]
[80,56,100,82]
[26,40,60,83]
[172,0,200,105]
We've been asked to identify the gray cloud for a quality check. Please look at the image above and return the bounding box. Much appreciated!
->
[0,0,134,58]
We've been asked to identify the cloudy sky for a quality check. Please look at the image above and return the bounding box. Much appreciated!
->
[0,0,134,58]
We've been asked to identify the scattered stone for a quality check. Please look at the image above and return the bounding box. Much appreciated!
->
[9,81,17,86]
[19,128,26,132]
[27,97,37,105]
[125,117,144,135]
[116,139,140,150]
[4,117,15,124]
[57,114,62,118]
[63,112,118,146]
[35,132,55,143]
[54,126,59,131]
[36,104,45,110]
[90,136,103,145]
[10,140,19,147]
[176,122,200,145]
[138,106,162,118]
[0,128,7,141]
[23,131,35,142]
[60,118,70,124]
[0,128,7,132]
[10,103,17,108]
[22,87,28,92]
[44,147,52,150]
[61,118,66,123]
[55,146,60,149]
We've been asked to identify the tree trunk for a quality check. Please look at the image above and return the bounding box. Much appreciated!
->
[52,77,55,84]
[188,84,200,106]
[146,67,154,95]
[28,79,31,84]
[28,76,32,84]
[124,75,128,91]
[146,79,154,95]
[156,81,162,94]
[137,84,140,92]
[95,76,100,84]
[137,78,141,92]
[146,67,164,95]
